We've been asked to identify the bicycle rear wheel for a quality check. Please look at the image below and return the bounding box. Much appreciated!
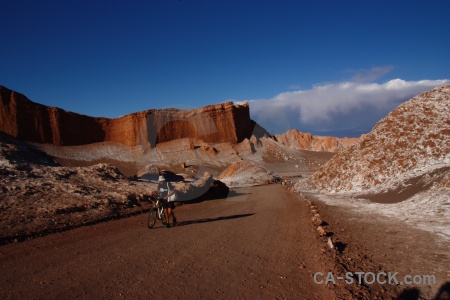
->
[147,208,158,229]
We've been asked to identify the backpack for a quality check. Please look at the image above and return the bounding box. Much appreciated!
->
[167,182,178,202]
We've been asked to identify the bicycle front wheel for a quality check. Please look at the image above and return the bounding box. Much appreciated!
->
[147,208,158,229]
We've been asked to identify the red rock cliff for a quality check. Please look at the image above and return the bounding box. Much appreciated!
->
[275,129,358,152]
[0,86,266,147]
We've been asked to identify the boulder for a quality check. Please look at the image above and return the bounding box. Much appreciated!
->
[317,226,327,236]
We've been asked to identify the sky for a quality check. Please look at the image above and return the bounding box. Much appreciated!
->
[1,0,449,137]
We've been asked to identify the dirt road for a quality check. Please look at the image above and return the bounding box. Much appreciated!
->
[1,184,340,299]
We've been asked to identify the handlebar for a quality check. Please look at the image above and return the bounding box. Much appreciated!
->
[149,195,163,207]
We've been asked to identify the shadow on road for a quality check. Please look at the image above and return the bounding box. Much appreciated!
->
[176,213,255,227]
[226,190,252,199]
[395,281,450,300]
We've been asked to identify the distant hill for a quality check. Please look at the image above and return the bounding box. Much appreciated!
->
[275,129,358,153]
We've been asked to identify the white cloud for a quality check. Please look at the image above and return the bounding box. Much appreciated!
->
[248,79,450,136]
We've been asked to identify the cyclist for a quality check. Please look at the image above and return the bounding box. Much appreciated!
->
[157,175,177,228]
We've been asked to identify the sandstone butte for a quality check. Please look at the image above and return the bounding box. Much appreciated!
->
[0,86,268,148]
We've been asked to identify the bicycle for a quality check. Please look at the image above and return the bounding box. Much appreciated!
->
[147,196,167,229]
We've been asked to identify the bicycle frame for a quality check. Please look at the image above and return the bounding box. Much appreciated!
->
[155,199,165,220]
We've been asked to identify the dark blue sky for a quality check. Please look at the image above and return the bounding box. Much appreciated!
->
[1,0,449,135]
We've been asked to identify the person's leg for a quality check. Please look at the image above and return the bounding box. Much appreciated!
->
[166,208,172,223]
[169,203,177,225]
[172,210,177,226]
[164,208,170,225]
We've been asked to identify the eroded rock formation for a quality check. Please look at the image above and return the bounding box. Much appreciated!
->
[217,160,280,186]
[0,86,267,147]
[275,129,358,153]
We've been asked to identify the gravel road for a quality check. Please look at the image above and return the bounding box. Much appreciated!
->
[1,184,337,299]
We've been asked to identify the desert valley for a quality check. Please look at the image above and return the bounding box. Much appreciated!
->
[1,84,449,299]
